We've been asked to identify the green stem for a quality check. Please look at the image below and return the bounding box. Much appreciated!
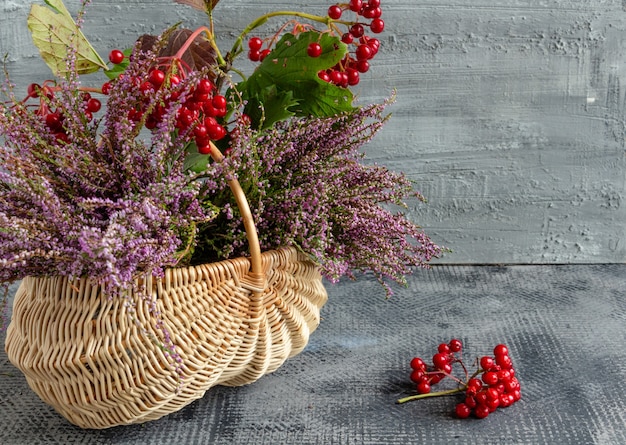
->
[396,387,465,404]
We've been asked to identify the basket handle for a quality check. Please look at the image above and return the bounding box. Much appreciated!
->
[208,141,265,291]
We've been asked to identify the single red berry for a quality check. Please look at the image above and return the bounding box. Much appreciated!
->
[464,395,478,409]
[169,75,182,86]
[45,112,62,131]
[480,356,495,371]
[356,60,370,73]
[482,371,499,386]
[493,383,506,395]
[212,95,227,110]
[86,98,101,113]
[318,70,331,82]
[197,143,212,155]
[341,32,354,44]
[467,378,483,392]
[369,0,381,7]
[259,49,271,61]
[248,49,261,62]
[486,397,500,411]
[194,124,208,140]
[497,369,512,383]
[432,352,449,369]
[108,49,125,65]
[148,69,165,87]
[196,78,214,95]
[494,344,509,356]
[248,37,263,51]
[409,369,425,383]
[474,390,489,406]
[496,354,513,369]
[346,68,360,86]
[455,403,471,419]
[328,5,343,19]
[101,82,112,95]
[208,123,227,141]
[349,0,363,12]
[500,393,514,408]
[416,380,431,394]
[307,42,323,58]
[474,404,490,419]
[330,70,345,85]
[448,339,462,352]
[350,23,365,38]
[437,343,450,354]
[410,357,426,371]
[370,18,385,33]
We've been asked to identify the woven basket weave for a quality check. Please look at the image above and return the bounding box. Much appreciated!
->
[4,143,328,429]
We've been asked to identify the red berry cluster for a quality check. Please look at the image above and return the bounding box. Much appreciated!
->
[24,82,102,144]
[247,37,272,63]
[400,340,521,419]
[319,0,384,87]
[105,50,228,154]
[246,0,384,88]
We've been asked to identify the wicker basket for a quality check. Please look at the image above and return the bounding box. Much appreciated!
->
[4,144,328,429]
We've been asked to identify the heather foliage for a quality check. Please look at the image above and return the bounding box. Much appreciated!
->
[0,44,214,294]
[197,99,445,294]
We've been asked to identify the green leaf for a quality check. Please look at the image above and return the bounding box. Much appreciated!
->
[27,0,108,76]
[243,85,298,130]
[236,31,354,125]
[183,141,211,173]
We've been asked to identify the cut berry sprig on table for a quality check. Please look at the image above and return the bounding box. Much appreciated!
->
[397,341,522,419]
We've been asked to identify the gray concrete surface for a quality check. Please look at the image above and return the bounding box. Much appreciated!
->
[2,0,626,264]
[2,265,625,444]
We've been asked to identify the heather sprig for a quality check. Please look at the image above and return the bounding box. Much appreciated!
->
[192,98,446,294]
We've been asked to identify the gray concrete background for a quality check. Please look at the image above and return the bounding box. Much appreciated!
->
[1,0,626,264]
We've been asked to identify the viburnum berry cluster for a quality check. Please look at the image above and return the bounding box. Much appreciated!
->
[105,48,229,153]
[247,0,384,87]
[23,82,101,144]
[397,340,522,419]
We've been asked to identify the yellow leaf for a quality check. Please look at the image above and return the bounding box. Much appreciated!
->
[27,0,107,76]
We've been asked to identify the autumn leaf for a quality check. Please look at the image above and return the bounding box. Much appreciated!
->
[27,0,107,76]
[137,29,218,79]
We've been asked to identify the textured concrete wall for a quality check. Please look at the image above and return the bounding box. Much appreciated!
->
[1,0,625,264]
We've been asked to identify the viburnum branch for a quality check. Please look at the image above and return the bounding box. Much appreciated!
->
[227,10,349,62]
[397,387,465,404]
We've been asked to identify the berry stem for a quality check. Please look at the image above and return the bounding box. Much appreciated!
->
[396,387,465,404]
[173,26,226,67]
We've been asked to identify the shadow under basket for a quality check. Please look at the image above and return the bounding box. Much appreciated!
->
[5,246,327,429]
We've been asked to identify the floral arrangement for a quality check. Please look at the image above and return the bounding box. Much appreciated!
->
[0,0,446,331]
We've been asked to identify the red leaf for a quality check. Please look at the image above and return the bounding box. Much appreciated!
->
[138,29,218,79]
